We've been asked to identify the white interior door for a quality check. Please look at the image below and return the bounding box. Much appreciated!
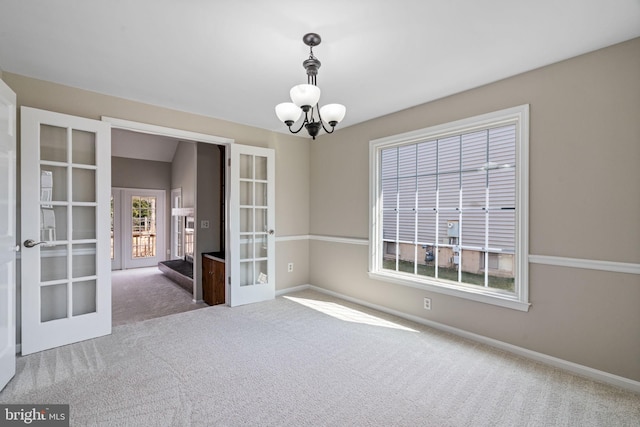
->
[20,107,111,355]
[0,80,16,390]
[229,144,275,307]
[122,189,165,269]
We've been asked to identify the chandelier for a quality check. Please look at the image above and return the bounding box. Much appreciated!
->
[275,33,346,139]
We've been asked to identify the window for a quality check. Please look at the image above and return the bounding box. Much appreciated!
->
[171,189,183,259]
[369,105,529,311]
[131,195,158,259]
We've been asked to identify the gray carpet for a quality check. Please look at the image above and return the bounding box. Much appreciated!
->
[1,290,638,426]
[112,267,208,326]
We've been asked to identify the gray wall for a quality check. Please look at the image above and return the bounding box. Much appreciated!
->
[309,38,640,381]
[111,156,172,262]
[112,156,171,190]
[170,140,198,297]
[111,157,171,259]
[171,141,196,209]
[196,142,223,254]
[194,142,223,301]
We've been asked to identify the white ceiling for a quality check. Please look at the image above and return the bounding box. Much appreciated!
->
[1,1,639,136]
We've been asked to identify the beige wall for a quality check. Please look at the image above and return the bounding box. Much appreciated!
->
[5,37,638,382]
[4,72,312,341]
[309,38,640,381]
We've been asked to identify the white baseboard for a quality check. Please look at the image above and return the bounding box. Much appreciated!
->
[277,284,640,394]
[276,284,312,296]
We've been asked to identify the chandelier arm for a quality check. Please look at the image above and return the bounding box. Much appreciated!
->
[320,121,336,134]
[287,112,310,134]
[316,104,336,134]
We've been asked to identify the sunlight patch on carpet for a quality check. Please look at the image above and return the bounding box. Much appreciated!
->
[284,296,418,332]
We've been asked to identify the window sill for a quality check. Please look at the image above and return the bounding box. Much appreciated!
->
[368,270,531,312]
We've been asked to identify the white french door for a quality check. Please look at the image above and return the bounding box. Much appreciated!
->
[122,189,165,269]
[228,144,275,307]
[0,79,16,390]
[20,107,111,355]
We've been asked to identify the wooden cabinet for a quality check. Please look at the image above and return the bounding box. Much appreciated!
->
[202,255,225,305]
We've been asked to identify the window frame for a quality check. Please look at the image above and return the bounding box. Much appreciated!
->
[369,105,530,311]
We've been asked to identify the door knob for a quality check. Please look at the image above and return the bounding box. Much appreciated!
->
[268,229,275,235]
[24,239,47,248]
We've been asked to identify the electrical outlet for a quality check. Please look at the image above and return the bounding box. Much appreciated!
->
[287,262,294,273]
[201,220,210,229]
[423,297,431,310]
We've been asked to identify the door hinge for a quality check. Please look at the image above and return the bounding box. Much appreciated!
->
[228,158,231,167]
[228,276,231,285]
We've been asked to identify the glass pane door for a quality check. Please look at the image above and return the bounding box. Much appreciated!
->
[20,107,111,355]
[239,154,269,287]
[39,124,99,323]
[230,145,275,307]
[131,195,157,259]
[121,189,165,269]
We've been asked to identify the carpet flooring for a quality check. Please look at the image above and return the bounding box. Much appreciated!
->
[112,267,207,326]
[1,290,638,426]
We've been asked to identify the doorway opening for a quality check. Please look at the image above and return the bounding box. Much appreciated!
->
[111,188,166,270]
[108,120,231,326]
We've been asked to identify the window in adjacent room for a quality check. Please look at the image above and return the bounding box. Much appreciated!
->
[369,105,529,311]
